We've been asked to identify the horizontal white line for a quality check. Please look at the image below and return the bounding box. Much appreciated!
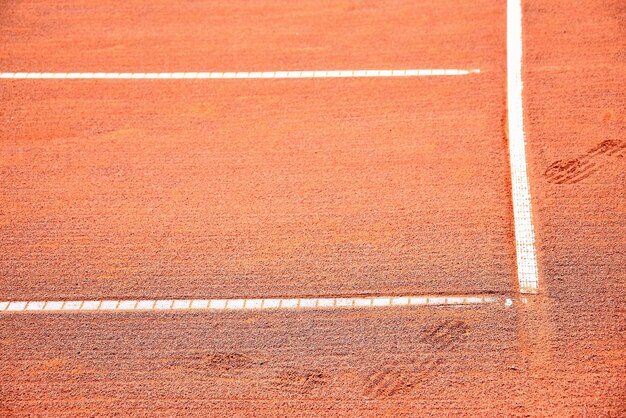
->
[0,294,509,314]
[0,69,481,80]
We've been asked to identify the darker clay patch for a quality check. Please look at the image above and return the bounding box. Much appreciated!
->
[544,140,624,184]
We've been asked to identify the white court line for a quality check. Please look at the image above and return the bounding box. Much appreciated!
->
[507,0,539,293]
[0,69,480,79]
[0,295,510,314]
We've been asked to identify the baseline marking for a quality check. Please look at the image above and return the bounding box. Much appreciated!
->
[507,0,539,293]
[0,69,480,79]
[0,294,510,314]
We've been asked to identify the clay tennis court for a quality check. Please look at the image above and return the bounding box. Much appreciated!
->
[0,0,624,416]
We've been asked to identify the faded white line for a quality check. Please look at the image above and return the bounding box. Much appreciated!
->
[0,69,480,80]
[0,294,508,314]
[507,0,539,293]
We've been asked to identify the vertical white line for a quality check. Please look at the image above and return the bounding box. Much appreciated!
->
[507,0,539,293]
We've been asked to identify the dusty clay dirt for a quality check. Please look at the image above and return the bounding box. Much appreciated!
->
[0,0,624,416]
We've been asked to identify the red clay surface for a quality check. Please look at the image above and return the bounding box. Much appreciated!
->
[0,0,624,416]
[0,0,502,72]
[0,75,515,300]
[0,306,528,416]
[0,1,513,301]
[522,0,626,414]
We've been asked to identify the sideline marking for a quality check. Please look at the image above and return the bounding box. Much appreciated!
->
[0,69,480,79]
[507,0,539,293]
[0,294,508,314]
